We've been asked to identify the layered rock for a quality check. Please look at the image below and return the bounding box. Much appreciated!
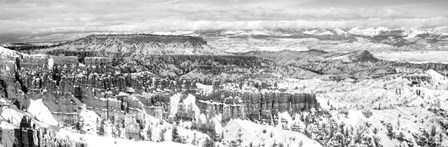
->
[196,90,318,123]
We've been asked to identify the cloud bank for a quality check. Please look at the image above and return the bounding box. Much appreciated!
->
[0,0,448,35]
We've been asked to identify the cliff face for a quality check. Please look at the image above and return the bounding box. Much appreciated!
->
[13,57,317,123]
[196,91,318,124]
[14,116,87,147]
[25,34,226,56]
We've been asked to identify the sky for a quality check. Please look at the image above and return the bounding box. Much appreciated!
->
[1,0,448,39]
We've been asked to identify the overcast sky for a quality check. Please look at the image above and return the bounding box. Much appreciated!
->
[1,0,448,35]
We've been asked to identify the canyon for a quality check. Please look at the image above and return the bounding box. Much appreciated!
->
[0,31,448,147]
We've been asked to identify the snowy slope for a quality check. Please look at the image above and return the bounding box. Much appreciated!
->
[223,119,322,147]
[0,107,24,125]
[28,99,59,126]
[56,130,197,147]
[426,69,448,85]
[0,47,20,58]
[330,107,447,146]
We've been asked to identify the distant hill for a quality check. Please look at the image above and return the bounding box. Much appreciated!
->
[320,50,379,63]
[244,49,447,79]
[244,49,394,78]
[240,49,328,65]
[21,34,227,56]
[242,49,378,64]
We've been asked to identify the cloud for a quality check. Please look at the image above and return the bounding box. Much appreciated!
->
[0,0,447,36]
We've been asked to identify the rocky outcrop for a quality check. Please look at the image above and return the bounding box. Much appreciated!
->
[6,53,319,125]
[241,49,328,65]
[14,115,87,147]
[347,50,378,62]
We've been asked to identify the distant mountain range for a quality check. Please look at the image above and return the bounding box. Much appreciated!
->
[2,27,448,63]
[196,28,448,53]
[201,27,440,37]
[2,27,446,44]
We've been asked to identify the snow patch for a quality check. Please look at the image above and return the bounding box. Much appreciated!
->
[28,99,59,126]
[79,105,100,134]
[196,83,213,95]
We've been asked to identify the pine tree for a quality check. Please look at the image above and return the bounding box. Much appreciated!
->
[160,128,167,142]
[386,123,394,139]
[172,127,180,142]
[98,122,105,136]
[397,132,404,142]
[192,133,197,145]
[204,137,214,147]
[430,125,437,137]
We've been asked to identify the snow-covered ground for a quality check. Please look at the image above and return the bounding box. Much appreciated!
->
[56,129,196,147]
[328,107,448,146]
[0,47,20,58]
[222,119,322,147]
[276,70,448,146]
